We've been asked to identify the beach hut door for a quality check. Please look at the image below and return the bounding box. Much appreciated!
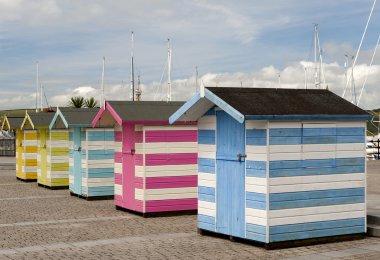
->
[73,128,82,194]
[216,111,245,237]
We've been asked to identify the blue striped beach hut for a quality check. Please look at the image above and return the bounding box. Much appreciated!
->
[170,87,372,247]
[50,108,115,199]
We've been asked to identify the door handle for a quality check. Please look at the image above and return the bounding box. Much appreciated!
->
[237,153,247,162]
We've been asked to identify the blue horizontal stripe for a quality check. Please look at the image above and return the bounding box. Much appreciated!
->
[198,130,215,145]
[269,225,365,242]
[270,136,301,145]
[303,136,336,144]
[199,186,215,202]
[270,158,365,171]
[269,195,364,210]
[270,128,302,137]
[270,218,365,235]
[87,154,114,160]
[198,214,215,224]
[247,192,266,202]
[337,135,365,143]
[270,165,365,177]
[303,128,336,136]
[270,188,364,202]
[87,131,114,141]
[246,223,267,235]
[198,158,215,174]
[246,160,266,177]
[246,200,266,210]
[337,127,365,136]
[246,231,267,243]
[247,129,267,145]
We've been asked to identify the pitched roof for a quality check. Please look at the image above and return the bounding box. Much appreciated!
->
[26,112,56,128]
[1,116,24,130]
[169,87,371,124]
[107,101,185,121]
[207,87,369,116]
[58,107,100,126]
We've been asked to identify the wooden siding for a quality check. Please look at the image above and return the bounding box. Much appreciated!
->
[21,130,37,180]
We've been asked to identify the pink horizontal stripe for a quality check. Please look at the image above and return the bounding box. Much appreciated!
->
[145,130,197,143]
[145,198,197,213]
[115,173,122,184]
[134,177,143,189]
[115,132,123,142]
[145,175,197,189]
[125,121,196,125]
[135,154,143,166]
[114,152,122,163]
[135,131,143,143]
[145,153,197,166]
[135,200,144,212]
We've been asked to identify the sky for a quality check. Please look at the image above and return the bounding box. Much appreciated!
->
[0,0,379,110]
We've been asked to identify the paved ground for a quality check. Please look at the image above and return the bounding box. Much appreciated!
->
[0,159,379,259]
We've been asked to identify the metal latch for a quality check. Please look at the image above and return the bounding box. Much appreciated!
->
[237,153,247,162]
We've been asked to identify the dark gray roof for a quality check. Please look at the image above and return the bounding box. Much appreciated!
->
[108,101,185,121]
[6,116,24,129]
[207,87,369,116]
[59,107,100,126]
[28,112,55,127]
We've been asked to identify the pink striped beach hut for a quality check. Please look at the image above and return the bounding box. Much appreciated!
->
[92,101,198,216]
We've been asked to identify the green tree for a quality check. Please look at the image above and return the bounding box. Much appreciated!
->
[84,97,98,108]
[68,96,85,108]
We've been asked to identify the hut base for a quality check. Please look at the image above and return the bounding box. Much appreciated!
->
[115,205,197,218]
[69,192,114,201]
[16,177,36,182]
[37,183,68,190]
[197,228,366,250]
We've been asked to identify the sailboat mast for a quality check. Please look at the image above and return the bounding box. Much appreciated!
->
[36,62,40,112]
[130,31,135,101]
[195,66,198,93]
[101,57,105,106]
[314,24,318,88]
[167,38,172,102]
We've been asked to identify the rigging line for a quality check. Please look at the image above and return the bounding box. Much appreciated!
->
[357,34,380,106]
[153,61,167,101]
[42,85,50,108]
[343,0,377,97]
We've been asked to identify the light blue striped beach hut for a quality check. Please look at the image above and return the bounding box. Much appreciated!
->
[170,87,372,247]
[50,108,115,199]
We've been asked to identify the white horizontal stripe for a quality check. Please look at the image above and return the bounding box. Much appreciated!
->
[270,210,365,226]
[269,173,364,186]
[269,203,365,218]
[69,175,74,184]
[144,126,197,131]
[22,153,37,159]
[136,142,197,154]
[336,121,366,128]
[82,177,114,187]
[85,163,115,169]
[198,116,216,130]
[270,180,365,193]
[337,143,365,151]
[246,216,267,226]
[199,179,215,188]
[246,208,268,218]
[336,150,365,158]
[302,144,335,152]
[69,158,74,167]
[198,144,216,153]
[82,141,114,150]
[247,153,267,161]
[246,121,267,129]
[269,122,302,129]
[22,166,37,172]
[246,184,267,194]
[114,163,122,174]
[23,140,38,146]
[199,201,216,217]
[47,156,69,163]
[246,145,267,155]
[246,177,267,186]
[136,187,197,201]
[136,165,198,178]
[198,144,215,159]
[303,123,336,128]
[114,142,122,153]
[114,184,122,196]
[47,171,69,178]
[269,152,302,161]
